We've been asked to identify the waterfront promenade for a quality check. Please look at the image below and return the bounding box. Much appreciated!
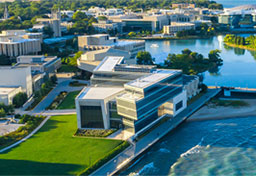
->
[91,88,221,176]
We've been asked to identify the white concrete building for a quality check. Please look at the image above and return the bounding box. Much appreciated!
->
[163,22,195,34]
[0,86,22,105]
[0,30,42,57]
[0,66,33,97]
[77,48,131,72]
[78,34,145,59]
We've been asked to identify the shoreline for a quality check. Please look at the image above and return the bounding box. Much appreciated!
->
[224,42,256,52]
[91,88,221,176]
[120,31,256,41]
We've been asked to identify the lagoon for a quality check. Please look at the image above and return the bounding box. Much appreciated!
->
[146,35,256,88]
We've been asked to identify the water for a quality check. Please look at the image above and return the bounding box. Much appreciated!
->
[146,35,256,88]
[122,116,256,175]
[215,0,255,8]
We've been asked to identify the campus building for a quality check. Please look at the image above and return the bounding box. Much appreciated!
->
[0,30,42,57]
[122,15,169,32]
[78,34,145,59]
[14,55,61,90]
[0,86,22,105]
[92,20,125,33]
[0,66,33,97]
[218,5,256,29]
[76,56,200,134]
[77,48,131,72]
[163,22,195,35]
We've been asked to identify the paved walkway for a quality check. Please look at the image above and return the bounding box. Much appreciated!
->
[91,88,221,176]
[0,116,51,153]
[31,78,87,114]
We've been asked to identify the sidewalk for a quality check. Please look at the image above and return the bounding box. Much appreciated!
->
[91,88,221,176]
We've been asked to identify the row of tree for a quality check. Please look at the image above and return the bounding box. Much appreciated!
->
[136,49,223,75]
[224,34,246,46]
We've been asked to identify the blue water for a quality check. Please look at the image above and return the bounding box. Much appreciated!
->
[215,0,255,8]
[122,116,256,175]
[146,35,256,88]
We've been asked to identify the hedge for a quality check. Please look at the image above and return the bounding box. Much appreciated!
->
[0,114,46,149]
[74,129,116,138]
[78,141,130,175]
[46,91,67,110]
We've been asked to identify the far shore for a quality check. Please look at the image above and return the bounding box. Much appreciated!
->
[188,99,256,122]
[224,42,256,52]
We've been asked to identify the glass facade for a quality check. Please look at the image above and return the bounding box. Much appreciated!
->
[80,105,104,128]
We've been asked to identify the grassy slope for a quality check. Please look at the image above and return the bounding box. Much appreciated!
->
[57,91,80,109]
[0,115,122,175]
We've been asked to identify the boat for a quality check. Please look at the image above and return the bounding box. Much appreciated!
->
[150,44,159,48]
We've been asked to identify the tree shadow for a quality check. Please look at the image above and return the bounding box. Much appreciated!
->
[0,159,85,175]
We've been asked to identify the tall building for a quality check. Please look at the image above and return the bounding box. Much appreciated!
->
[3,5,9,20]
[76,56,200,134]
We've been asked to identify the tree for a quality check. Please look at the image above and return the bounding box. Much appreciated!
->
[128,32,136,38]
[0,108,6,117]
[43,26,54,38]
[208,49,223,65]
[136,51,154,65]
[98,16,108,21]
[13,92,28,108]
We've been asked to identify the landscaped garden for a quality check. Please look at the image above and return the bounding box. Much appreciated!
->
[57,90,81,109]
[0,115,126,175]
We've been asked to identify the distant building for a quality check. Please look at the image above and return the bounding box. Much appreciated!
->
[61,10,74,19]
[77,48,132,72]
[35,18,62,37]
[92,20,124,33]
[78,34,145,59]
[76,56,200,134]
[0,30,42,57]
[122,15,169,32]
[163,22,195,34]
[86,7,124,17]
[34,9,62,37]
[169,13,191,23]
[14,55,61,90]
[172,3,196,9]
[218,5,256,28]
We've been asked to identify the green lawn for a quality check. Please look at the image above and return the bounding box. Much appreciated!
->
[57,91,81,109]
[0,115,123,175]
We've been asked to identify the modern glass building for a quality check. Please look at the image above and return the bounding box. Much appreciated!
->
[76,56,199,134]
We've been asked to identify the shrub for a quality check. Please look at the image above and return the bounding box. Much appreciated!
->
[13,92,28,108]
[0,115,46,148]
[47,91,68,110]
[74,129,116,137]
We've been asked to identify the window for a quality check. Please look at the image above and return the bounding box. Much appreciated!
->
[80,106,104,128]
[175,101,183,111]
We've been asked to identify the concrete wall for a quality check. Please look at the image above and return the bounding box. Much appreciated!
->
[0,67,33,97]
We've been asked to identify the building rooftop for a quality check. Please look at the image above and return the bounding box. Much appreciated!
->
[78,87,124,100]
[94,56,124,72]
[0,86,20,95]
[126,69,180,89]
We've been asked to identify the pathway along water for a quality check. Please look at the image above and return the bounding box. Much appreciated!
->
[121,34,256,175]
[146,35,256,88]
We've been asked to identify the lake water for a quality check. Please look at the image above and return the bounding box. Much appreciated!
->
[146,35,256,88]
[215,0,255,8]
[122,116,256,176]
